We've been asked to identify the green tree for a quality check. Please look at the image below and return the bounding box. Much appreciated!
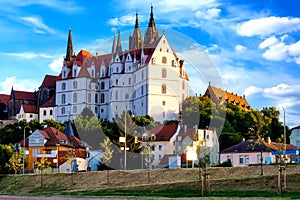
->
[34,157,51,186]
[6,151,23,185]
[100,137,114,184]
[0,144,13,173]
[43,119,66,132]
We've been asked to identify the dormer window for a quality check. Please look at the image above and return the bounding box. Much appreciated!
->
[73,69,77,77]
[63,71,66,78]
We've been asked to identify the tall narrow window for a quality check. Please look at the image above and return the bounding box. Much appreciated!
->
[61,94,66,104]
[50,109,53,115]
[73,93,77,103]
[162,56,167,64]
[101,82,105,90]
[100,93,105,103]
[162,68,167,78]
[182,81,185,89]
[73,81,77,89]
[62,82,66,91]
[128,78,131,85]
[61,107,65,114]
[162,84,166,94]
[95,94,98,103]
[73,106,77,113]
[88,93,91,103]
[43,110,46,116]
[115,91,118,100]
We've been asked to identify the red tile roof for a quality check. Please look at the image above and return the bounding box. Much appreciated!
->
[159,154,187,166]
[40,96,55,108]
[13,90,35,101]
[148,124,179,141]
[265,142,297,151]
[22,104,38,113]
[0,94,10,106]
[40,75,57,88]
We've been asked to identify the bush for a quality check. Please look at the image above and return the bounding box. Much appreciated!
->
[218,160,232,167]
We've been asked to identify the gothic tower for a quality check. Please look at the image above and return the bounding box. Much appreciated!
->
[65,29,75,61]
[129,12,143,50]
[144,5,159,47]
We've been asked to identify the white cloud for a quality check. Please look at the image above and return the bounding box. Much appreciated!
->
[288,40,300,57]
[262,42,289,62]
[195,8,221,20]
[0,52,52,59]
[235,45,246,52]
[48,55,63,73]
[108,14,143,26]
[237,16,300,37]
[0,76,39,94]
[259,36,279,49]
[244,86,263,96]
[19,16,55,34]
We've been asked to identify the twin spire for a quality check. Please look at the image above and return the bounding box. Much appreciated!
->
[65,29,74,62]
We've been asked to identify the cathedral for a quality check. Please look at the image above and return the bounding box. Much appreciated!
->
[55,6,189,123]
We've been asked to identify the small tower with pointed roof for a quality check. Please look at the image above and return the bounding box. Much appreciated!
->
[65,29,75,62]
[116,29,123,57]
[144,4,159,47]
[129,12,143,50]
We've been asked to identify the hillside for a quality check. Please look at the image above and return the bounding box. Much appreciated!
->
[0,165,300,198]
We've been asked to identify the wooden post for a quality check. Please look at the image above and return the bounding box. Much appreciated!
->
[283,166,286,193]
[208,173,211,194]
[278,166,282,193]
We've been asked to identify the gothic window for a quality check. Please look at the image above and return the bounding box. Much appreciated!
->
[125,93,129,99]
[62,82,66,91]
[73,93,77,103]
[95,107,98,113]
[141,86,144,95]
[162,68,167,78]
[162,56,167,64]
[88,93,91,103]
[115,91,118,100]
[101,82,105,90]
[63,71,66,78]
[73,106,77,113]
[61,94,66,104]
[116,79,118,86]
[142,70,144,80]
[95,93,98,103]
[128,77,131,85]
[73,81,77,89]
[61,107,65,115]
[162,84,166,94]
[43,110,46,116]
[50,109,53,115]
[100,93,105,103]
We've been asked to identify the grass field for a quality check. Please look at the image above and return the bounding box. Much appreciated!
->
[0,165,300,199]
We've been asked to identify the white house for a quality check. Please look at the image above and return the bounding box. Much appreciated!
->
[290,126,300,149]
[39,96,55,122]
[17,104,38,122]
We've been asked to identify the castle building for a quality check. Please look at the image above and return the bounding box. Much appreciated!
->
[55,6,189,123]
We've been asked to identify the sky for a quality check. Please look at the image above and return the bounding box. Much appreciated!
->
[0,0,299,127]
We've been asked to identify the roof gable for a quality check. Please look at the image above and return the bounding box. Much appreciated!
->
[148,124,179,141]
[40,75,57,88]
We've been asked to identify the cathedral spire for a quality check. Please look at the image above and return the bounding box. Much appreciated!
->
[111,31,117,56]
[135,11,139,29]
[65,29,74,61]
[148,4,155,27]
[116,28,123,56]
[144,4,159,47]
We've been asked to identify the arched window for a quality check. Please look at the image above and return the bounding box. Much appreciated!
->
[62,82,66,90]
[73,81,77,89]
[88,93,91,103]
[100,93,105,103]
[61,94,66,104]
[73,106,77,113]
[162,84,166,94]
[63,71,66,78]
[128,77,131,85]
[162,68,167,78]
[50,109,53,115]
[73,93,77,103]
[95,107,98,113]
[95,94,98,103]
[43,110,46,116]
[125,93,129,99]
[162,56,167,64]
[101,82,105,90]
[61,107,65,114]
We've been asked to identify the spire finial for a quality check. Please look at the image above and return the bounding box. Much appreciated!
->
[135,11,139,29]
[65,29,74,61]
[148,4,155,27]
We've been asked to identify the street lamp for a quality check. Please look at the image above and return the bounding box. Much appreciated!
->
[56,144,60,173]
[21,126,31,174]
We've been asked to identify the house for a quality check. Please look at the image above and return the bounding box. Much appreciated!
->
[203,83,251,111]
[36,75,56,108]
[19,126,87,173]
[143,124,180,168]
[39,96,55,122]
[17,104,38,122]
[290,126,300,149]
[0,94,10,120]
[8,88,36,119]
[55,5,189,123]
[220,139,297,166]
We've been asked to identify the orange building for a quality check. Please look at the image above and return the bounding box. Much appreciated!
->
[20,126,87,173]
[203,84,251,111]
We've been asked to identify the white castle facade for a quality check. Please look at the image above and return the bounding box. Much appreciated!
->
[55,6,189,123]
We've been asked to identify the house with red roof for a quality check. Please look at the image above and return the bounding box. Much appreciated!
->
[8,87,36,119]
[0,94,10,120]
[39,96,55,122]
[20,126,87,173]
[55,6,189,123]
[16,104,38,122]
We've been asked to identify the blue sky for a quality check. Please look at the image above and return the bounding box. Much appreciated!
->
[0,0,299,127]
